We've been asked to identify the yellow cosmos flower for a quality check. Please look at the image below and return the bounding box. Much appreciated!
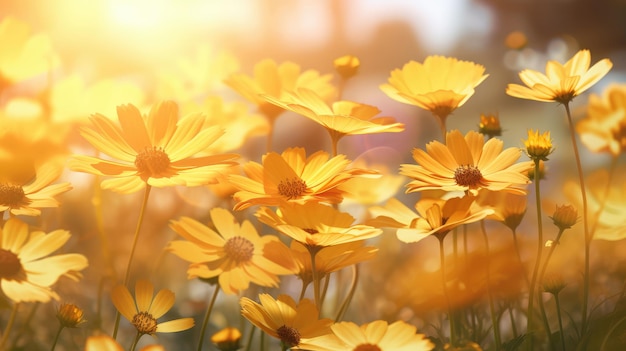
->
[524,129,554,161]
[240,293,333,349]
[506,49,612,104]
[228,147,374,210]
[111,279,194,337]
[168,207,295,295]
[380,56,488,129]
[56,303,86,328]
[0,218,88,303]
[256,202,382,248]
[302,320,434,351]
[85,335,165,351]
[262,87,404,152]
[401,130,533,196]
[478,113,502,138]
[576,84,626,156]
[475,190,528,232]
[0,159,72,216]
[333,55,360,80]
[211,327,242,351]
[368,196,493,243]
[224,59,336,122]
[69,101,238,194]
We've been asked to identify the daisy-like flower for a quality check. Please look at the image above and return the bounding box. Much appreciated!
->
[111,279,194,338]
[301,320,434,351]
[224,59,336,122]
[506,49,612,104]
[524,129,554,161]
[400,130,533,196]
[56,303,86,328]
[262,88,404,154]
[478,113,502,139]
[69,100,238,194]
[211,327,242,351]
[256,202,382,248]
[368,196,494,243]
[0,218,88,303]
[168,207,295,295]
[85,334,165,351]
[380,56,488,133]
[0,159,72,216]
[476,189,528,232]
[576,84,626,156]
[334,55,360,80]
[228,147,374,211]
[240,293,333,349]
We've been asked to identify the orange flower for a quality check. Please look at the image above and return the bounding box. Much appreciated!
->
[577,84,626,156]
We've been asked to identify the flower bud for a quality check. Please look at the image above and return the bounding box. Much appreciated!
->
[550,204,578,230]
[334,55,360,80]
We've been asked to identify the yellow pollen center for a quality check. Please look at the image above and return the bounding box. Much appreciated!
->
[223,236,255,263]
[0,249,23,279]
[132,311,158,335]
[0,183,26,207]
[277,325,301,347]
[454,165,482,187]
[354,344,382,351]
[135,146,171,177]
[277,177,307,199]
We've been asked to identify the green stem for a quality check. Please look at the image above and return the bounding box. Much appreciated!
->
[527,158,545,350]
[438,235,456,346]
[308,246,322,311]
[129,331,142,351]
[481,220,501,350]
[554,293,567,351]
[113,185,152,340]
[244,326,255,351]
[563,102,591,334]
[0,303,19,351]
[335,264,359,322]
[197,286,221,351]
[538,228,565,351]
[50,325,64,351]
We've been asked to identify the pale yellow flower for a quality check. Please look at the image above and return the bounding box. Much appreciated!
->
[576,84,626,156]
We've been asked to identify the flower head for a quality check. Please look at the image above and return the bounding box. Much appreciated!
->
[577,84,626,156]
[111,279,194,336]
[211,327,242,351]
[476,190,528,232]
[380,56,488,122]
[478,113,502,139]
[85,334,164,351]
[524,129,554,161]
[506,49,612,104]
[56,303,86,328]
[550,204,578,230]
[168,207,295,294]
[228,147,374,210]
[302,320,434,351]
[0,218,88,303]
[240,294,332,348]
[334,55,360,80]
[69,100,238,194]
[401,130,533,196]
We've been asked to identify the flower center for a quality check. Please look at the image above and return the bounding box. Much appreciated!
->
[454,165,482,187]
[354,344,382,351]
[277,177,307,199]
[303,228,318,235]
[135,146,171,177]
[0,249,23,279]
[132,311,158,335]
[0,183,26,207]
[276,325,301,347]
[223,236,255,263]
[612,120,626,151]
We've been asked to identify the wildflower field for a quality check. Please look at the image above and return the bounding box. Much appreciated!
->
[0,1,625,350]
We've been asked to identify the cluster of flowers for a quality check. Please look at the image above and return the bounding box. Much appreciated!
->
[1,14,625,351]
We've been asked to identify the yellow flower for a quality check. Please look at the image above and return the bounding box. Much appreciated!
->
[550,204,578,230]
[368,196,493,243]
[0,159,72,216]
[478,113,502,138]
[577,84,626,156]
[211,327,242,351]
[256,202,382,248]
[506,49,612,104]
[262,87,404,146]
[333,55,360,80]
[56,303,86,328]
[168,207,295,294]
[476,190,528,232]
[240,293,332,348]
[301,320,434,351]
[524,129,554,161]
[401,130,533,196]
[0,218,88,303]
[69,100,238,194]
[224,59,336,122]
[85,335,164,351]
[228,147,374,210]
[380,56,488,123]
[111,279,194,336]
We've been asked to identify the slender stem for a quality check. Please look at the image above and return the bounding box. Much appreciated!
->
[329,132,340,157]
[527,159,545,350]
[538,228,566,351]
[438,235,456,346]
[113,185,152,339]
[538,288,554,351]
[244,326,255,351]
[508,302,518,338]
[129,331,142,351]
[0,303,19,350]
[335,264,359,322]
[563,102,591,333]
[197,286,221,351]
[50,325,64,351]
[554,293,567,351]
[511,229,530,287]
[308,246,322,311]
[480,220,501,350]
